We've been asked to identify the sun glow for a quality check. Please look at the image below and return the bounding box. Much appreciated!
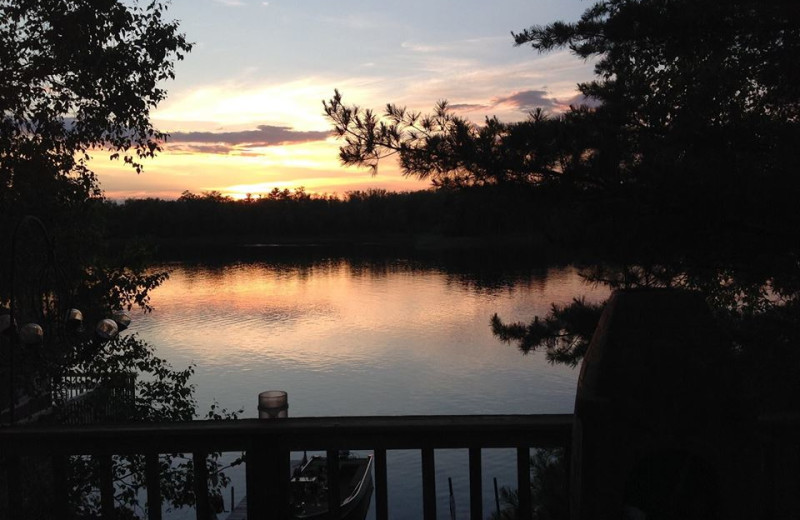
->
[92,137,427,200]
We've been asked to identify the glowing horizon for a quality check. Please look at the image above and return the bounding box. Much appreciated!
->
[94,138,432,201]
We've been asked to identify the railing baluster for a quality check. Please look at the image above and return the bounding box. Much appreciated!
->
[245,447,266,520]
[193,451,211,520]
[516,446,531,519]
[326,449,341,517]
[246,444,290,520]
[7,453,23,519]
[98,453,115,518]
[563,440,572,518]
[494,477,501,516]
[52,454,70,518]
[375,448,389,520]
[469,447,482,520]
[145,452,162,520]
[422,448,436,520]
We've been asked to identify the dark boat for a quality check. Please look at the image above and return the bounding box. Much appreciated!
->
[290,453,374,520]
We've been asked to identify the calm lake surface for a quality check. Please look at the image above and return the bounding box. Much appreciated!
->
[133,249,609,519]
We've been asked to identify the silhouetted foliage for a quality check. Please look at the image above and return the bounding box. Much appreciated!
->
[0,0,189,429]
[0,0,185,410]
[0,0,190,308]
[324,92,603,189]
[0,2,238,517]
[0,0,191,215]
[58,335,240,518]
[492,298,604,366]
[103,184,581,244]
[514,0,800,261]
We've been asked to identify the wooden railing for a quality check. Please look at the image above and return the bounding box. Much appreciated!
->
[1,372,136,425]
[50,372,136,425]
[0,414,573,520]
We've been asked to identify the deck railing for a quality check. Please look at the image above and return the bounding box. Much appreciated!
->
[0,413,573,520]
[1,372,136,425]
[50,372,136,425]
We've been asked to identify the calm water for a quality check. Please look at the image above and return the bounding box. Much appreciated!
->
[133,252,608,519]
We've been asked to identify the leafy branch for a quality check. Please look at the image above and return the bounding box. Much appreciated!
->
[323,90,605,188]
[492,298,605,366]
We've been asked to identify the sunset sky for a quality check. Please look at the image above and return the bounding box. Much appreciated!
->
[98,0,596,200]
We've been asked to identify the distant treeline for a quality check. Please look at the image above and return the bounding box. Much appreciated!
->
[103,185,588,246]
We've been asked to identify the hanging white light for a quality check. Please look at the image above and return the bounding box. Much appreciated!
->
[65,308,84,332]
[111,310,131,331]
[95,319,119,341]
[19,323,44,344]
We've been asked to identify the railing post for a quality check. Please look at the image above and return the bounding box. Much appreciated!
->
[326,450,341,517]
[374,449,389,520]
[145,452,162,520]
[469,447,483,520]
[7,453,23,519]
[245,447,266,520]
[246,444,290,519]
[193,451,211,520]
[422,448,436,520]
[98,453,115,519]
[52,454,71,518]
[563,441,572,519]
[517,446,531,519]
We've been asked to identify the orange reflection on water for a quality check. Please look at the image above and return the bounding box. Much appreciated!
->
[133,259,613,417]
[142,260,608,370]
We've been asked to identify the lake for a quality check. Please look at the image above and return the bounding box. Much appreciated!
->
[133,247,609,519]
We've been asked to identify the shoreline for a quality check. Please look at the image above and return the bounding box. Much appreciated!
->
[117,231,553,254]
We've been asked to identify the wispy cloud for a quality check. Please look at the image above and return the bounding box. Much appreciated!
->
[447,103,491,112]
[213,0,246,6]
[450,86,600,118]
[446,90,559,117]
[378,49,595,120]
[318,13,400,31]
[492,90,557,111]
[400,36,508,55]
[400,41,448,54]
[165,124,329,154]
[168,144,234,155]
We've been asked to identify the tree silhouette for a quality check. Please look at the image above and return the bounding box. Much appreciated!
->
[0,0,191,186]
[0,2,228,517]
[514,0,800,230]
[1,0,192,311]
[324,0,800,245]
[323,92,604,189]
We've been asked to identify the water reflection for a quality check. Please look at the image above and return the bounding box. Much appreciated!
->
[134,256,607,520]
[135,258,607,417]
